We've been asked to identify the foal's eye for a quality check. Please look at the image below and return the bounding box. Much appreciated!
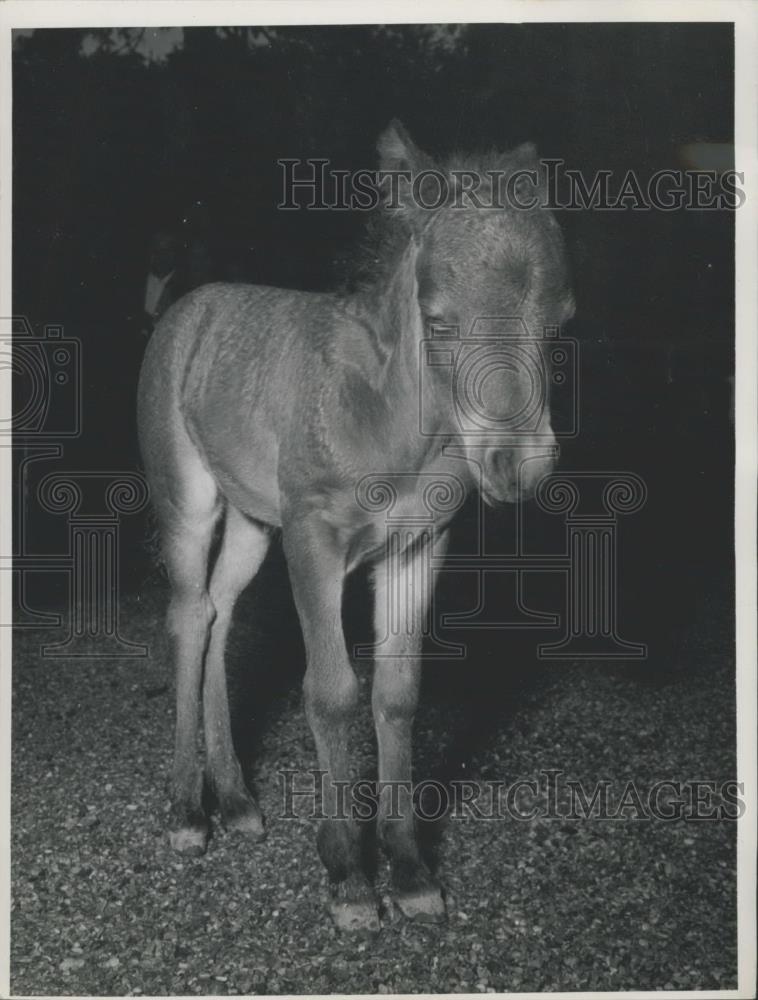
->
[425,315,459,339]
[422,308,452,331]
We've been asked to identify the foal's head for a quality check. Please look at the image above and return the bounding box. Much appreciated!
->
[375,120,575,504]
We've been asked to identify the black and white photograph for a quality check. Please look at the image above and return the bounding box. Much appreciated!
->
[1,1,756,996]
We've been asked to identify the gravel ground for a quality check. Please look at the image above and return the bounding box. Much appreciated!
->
[11,551,737,995]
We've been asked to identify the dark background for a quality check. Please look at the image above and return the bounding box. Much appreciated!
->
[12,22,735,657]
[9,23,738,994]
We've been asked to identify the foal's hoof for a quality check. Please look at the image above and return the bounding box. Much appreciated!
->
[394,884,447,923]
[169,824,209,857]
[329,899,381,933]
[219,793,266,842]
[328,877,381,933]
[222,805,266,843]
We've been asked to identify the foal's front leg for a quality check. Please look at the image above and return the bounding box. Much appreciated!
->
[372,529,448,922]
[283,515,379,932]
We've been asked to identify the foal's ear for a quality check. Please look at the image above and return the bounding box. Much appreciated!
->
[377,119,429,173]
[502,141,548,207]
[377,120,438,228]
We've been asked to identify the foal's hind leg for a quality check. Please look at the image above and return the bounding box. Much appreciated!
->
[161,477,221,855]
[204,506,271,840]
[372,530,449,922]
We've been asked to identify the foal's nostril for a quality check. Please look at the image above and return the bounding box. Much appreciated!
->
[483,444,556,504]
[484,448,517,502]
[489,449,512,482]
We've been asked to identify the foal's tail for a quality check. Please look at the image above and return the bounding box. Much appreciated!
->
[137,286,223,537]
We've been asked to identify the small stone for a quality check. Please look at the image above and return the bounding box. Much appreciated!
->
[60,957,84,972]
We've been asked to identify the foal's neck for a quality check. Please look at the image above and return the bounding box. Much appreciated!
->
[365,237,422,390]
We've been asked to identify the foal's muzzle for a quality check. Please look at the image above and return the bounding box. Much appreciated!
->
[482,443,556,505]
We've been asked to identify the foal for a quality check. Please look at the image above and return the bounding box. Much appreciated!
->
[137,120,574,930]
